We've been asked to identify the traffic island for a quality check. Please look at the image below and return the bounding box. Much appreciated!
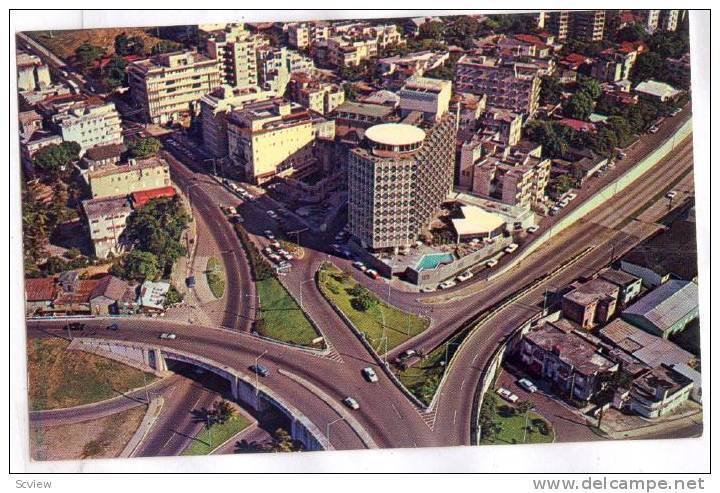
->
[205,256,226,299]
[181,414,253,456]
[479,396,555,445]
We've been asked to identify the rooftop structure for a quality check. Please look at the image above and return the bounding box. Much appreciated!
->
[628,364,693,418]
[562,278,620,330]
[450,205,506,240]
[87,156,171,199]
[634,80,681,102]
[397,76,452,123]
[50,100,123,156]
[622,280,699,339]
[138,280,171,312]
[81,195,133,258]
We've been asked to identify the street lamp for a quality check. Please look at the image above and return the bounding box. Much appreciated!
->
[326,417,345,444]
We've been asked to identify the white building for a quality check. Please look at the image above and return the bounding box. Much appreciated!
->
[397,76,452,122]
[50,101,123,156]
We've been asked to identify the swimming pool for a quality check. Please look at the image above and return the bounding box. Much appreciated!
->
[416,253,455,271]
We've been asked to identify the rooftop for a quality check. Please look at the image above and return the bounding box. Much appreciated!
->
[623,280,699,333]
[635,80,681,99]
[88,156,168,180]
[25,277,57,302]
[632,364,693,402]
[84,143,125,162]
[82,195,132,220]
[451,205,506,236]
[131,186,176,208]
[598,267,640,287]
[365,123,426,147]
[564,278,619,306]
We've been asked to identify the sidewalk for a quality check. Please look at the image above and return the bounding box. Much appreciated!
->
[598,402,703,440]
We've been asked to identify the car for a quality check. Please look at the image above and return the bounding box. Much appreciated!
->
[66,322,85,331]
[352,261,365,270]
[365,269,379,280]
[439,280,457,290]
[264,230,275,240]
[343,397,360,410]
[159,333,177,340]
[282,253,294,261]
[486,259,499,268]
[518,378,538,393]
[616,151,627,160]
[263,246,273,255]
[649,125,660,134]
[456,270,474,282]
[249,364,269,377]
[266,210,278,218]
[496,387,519,403]
[666,190,678,199]
[270,240,281,249]
[549,206,560,216]
[230,214,244,224]
[186,276,196,288]
[362,367,379,383]
[420,285,436,293]
[107,323,119,331]
[671,108,682,117]
[504,243,519,254]
[526,225,540,234]
[566,193,577,201]
[269,253,281,263]
[558,199,569,208]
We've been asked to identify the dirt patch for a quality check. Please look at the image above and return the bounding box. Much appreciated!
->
[27,28,169,61]
[30,406,147,461]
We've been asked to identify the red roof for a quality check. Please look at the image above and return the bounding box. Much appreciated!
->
[131,186,176,208]
[514,34,547,48]
[562,53,591,65]
[619,41,648,54]
[558,118,597,133]
[25,278,57,302]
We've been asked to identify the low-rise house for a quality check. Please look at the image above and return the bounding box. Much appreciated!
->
[130,186,176,208]
[597,268,642,307]
[81,195,133,259]
[87,156,171,199]
[138,280,171,313]
[561,278,620,330]
[628,364,693,418]
[670,363,702,403]
[53,277,103,314]
[20,131,63,161]
[518,319,619,402]
[24,277,57,316]
[18,110,43,136]
[82,143,125,170]
[622,280,699,339]
[634,80,681,102]
[89,275,138,315]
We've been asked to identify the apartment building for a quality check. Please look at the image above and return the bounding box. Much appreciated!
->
[288,22,330,50]
[287,71,345,115]
[81,195,133,258]
[16,51,51,92]
[348,115,457,251]
[628,364,693,418]
[480,107,523,147]
[397,76,452,123]
[87,156,171,199]
[659,10,680,32]
[199,85,275,158]
[378,50,450,81]
[326,36,379,67]
[455,55,541,117]
[545,10,605,42]
[50,100,123,156]
[561,278,620,330]
[128,51,222,124]
[204,23,266,88]
[257,46,315,93]
[590,49,637,82]
[640,10,662,31]
[226,98,335,183]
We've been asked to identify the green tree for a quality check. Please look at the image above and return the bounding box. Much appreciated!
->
[101,56,128,88]
[525,121,570,159]
[114,249,160,281]
[417,21,445,41]
[128,137,162,159]
[479,393,499,441]
[212,400,236,425]
[164,284,184,306]
[578,77,602,100]
[631,52,665,83]
[114,33,145,56]
[151,39,182,55]
[615,24,647,43]
[74,42,105,69]
[540,75,562,105]
[33,142,81,178]
[565,91,595,120]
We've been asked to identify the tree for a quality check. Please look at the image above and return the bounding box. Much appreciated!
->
[212,400,236,424]
[479,393,499,441]
[164,284,184,306]
[33,142,81,178]
[151,39,182,55]
[615,24,647,43]
[127,137,162,159]
[417,21,445,41]
[565,91,595,120]
[578,77,602,100]
[348,285,377,312]
[114,33,145,56]
[540,76,562,105]
[74,42,105,69]
[525,121,570,159]
[631,52,665,84]
[101,56,128,88]
[113,250,160,281]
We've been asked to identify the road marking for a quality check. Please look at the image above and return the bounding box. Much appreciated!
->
[460,378,465,390]
[453,409,457,425]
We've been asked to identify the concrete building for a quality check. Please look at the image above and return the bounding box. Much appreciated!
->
[597,267,642,308]
[257,46,315,93]
[18,110,43,136]
[561,278,620,330]
[82,143,125,170]
[545,10,605,42]
[480,107,523,146]
[659,10,680,32]
[641,10,661,31]
[628,364,693,418]
[378,50,449,87]
[204,23,265,88]
[87,156,171,199]
[199,85,275,158]
[397,76,452,123]
[226,98,335,184]
[16,51,51,92]
[288,22,330,50]
[519,319,619,402]
[455,55,541,117]
[49,100,123,156]
[287,71,345,115]
[622,280,699,339]
[348,116,457,251]
[81,195,133,258]
[128,51,222,124]
[326,36,378,68]
[634,80,681,103]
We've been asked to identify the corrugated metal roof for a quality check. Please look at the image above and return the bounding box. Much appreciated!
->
[623,280,698,332]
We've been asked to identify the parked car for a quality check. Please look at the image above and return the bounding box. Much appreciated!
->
[518,378,538,393]
[671,108,682,117]
[504,243,519,254]
[549,206,560,216]
[365,269,379,280]
[267,210,278,219]
[616,150,627,160]
[343,397,360,410]
[264,230,275,240]
[486,258,499,268]
[456,270,474,282]
[420,285,436,293]
[439,279,457,290]
[159,333,177,340]
[186,276,196,288]
[558,199,569,208]
[352,261,365,270]
[666,190,678,199]
[107,323,119,331]
[566,192,577,201]
[526,225,539,234]
[249,364,269,377]
[362,367,379,383]
[496,387,519,403]
[398,349,417,361]
[649,125,660,134]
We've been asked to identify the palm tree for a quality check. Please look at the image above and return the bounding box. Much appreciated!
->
[213,399,236,424]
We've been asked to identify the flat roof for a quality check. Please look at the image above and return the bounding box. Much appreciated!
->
[451,205,505,236]
[365,123,425,147]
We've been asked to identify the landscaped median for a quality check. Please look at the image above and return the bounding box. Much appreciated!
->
[478,394,554,445]
[232,223,324,349]
[205,256,225,299]
[182,414,252,456]
[317,262,429,353]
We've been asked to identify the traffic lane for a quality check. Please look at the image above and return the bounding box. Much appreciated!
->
[29,321,418,449]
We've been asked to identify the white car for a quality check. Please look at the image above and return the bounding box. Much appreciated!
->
[566,193,577,201]
[267,210,278,219]
[496,387,519,403]
[518,378,538,393]
[666,190,678,199]
[549,206,560,216]
[264,230,275,240]
[439,280,457,290]
[456,270,474,282]
[526,225,539,234]
[558,199,570,208]
[362,367,379,383]
[343,397,360,410]
[352,261,365,270]
[282,253,294,261]
[617,151,627,160]
[504,243,519,254]
[649,125,660,134]
[671,108,682,117]
[486,259,499,268]
[420,286,436,293]
[159,333,177,340]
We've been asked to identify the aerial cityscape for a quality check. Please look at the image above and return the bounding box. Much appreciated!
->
[16,9,701,462]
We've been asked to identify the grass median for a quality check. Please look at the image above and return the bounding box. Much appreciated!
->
[256,278,324,348]
[205,256,226,299]
[480,399,554,445]
[317,262,429,353]
[181,415,253,456]
[27,338,156,411]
